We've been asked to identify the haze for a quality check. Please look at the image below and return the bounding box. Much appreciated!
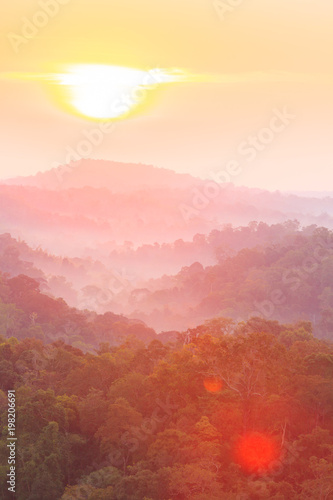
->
[1,0,333,191]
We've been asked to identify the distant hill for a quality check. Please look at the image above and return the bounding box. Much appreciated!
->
[2,159,202,192]
[1,160,333,254]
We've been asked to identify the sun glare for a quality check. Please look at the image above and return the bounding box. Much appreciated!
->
[1,65,217,121]
[52,64,187,120]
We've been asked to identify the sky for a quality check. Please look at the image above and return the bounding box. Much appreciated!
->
[1,0,333,191]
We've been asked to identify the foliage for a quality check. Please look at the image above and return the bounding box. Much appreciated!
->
[0,315,333,499]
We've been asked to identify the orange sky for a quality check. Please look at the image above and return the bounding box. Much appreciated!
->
[1,0,333,191]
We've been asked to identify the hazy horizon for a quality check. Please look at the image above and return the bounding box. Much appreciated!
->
[1,0,333,191]
[2,159,333,200]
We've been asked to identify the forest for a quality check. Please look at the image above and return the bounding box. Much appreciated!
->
[0,163,333,499]
[0,221,332,336]
[0,256,332,499]
[1,315,333,499]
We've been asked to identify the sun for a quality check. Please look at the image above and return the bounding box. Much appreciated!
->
[53,64,187,120]
[1,65,211,121]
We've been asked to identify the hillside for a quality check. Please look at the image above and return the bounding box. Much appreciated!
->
[1,223,333,337]
[2,160,201,192]
[0,271,157,351]
[1,161,333,257]
[114,225,333,335]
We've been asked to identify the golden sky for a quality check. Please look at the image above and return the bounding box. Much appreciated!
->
[1,0,333,190]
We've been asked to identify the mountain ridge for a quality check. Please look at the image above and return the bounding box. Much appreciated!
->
[1,159,203,192]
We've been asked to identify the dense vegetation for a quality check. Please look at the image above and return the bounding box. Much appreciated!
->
[1,167,333,499]
[124,224,333,334]
[0,272,158,351]
[1,317,333,499]
[1,223,333,337]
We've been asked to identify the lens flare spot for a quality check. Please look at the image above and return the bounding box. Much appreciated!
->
[234,433,280,473]
[203,376,223,393]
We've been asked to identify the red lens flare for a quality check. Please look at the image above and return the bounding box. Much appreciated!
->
[234,432,280,473]
[203,376,223,393]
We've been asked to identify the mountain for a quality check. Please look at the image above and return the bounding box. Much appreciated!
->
[2,159,202,192]
[1,160,333,334]
[1,160,333,256]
